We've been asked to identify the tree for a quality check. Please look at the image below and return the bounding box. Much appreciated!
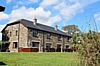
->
[62,25,81,51]
[80,30,99,66]
[62,25,80,34]
[0,6,5,12]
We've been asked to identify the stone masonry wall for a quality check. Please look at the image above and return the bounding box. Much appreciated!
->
[4,23,28,52]
[28,29,69,52]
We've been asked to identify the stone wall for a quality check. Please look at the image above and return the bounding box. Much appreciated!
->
[4,23,19,52]
[18,23,28,48]
[28,29,69,52]
[3,23,28,52]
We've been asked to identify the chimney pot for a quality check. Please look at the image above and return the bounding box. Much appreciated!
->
[54,25,58,31]
[33,18,37,25]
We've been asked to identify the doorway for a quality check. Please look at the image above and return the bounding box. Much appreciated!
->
[46,43,51,52]
[56,44,61,52]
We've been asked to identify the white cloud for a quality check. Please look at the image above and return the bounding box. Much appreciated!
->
[38,15,62,26]
[8,6,35,22]
[40,0,83,21]
[6,0,12,3]
[0,6,54,26]
[28,0,38,3]
[47,15,62,25]
[40,0,99,22]
[8,6,51,24]
[61,2,81,20]
[77,0,99,7]
[94,12,100,22]
[35,7,51,21]
[0,5,62,26]
[40,0,59,8]
[54,2,82,20]
[0,12,9,20]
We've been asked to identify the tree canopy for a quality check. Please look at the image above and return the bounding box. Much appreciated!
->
[62,25,80,34]
[0,6,5,12]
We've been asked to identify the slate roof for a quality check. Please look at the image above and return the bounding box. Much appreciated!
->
[2,19,70,37]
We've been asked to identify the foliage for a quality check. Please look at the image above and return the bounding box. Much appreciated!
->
[79,31,100,66]
[62,25,80,34]
[62,25,81,52]
[69,32,81,52]
[0,6,5,12]
[0,40,2,45]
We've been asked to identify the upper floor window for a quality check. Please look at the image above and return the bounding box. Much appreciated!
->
[10,31,12,37]
[32,29,38,37]
[58,35,61,41]
[66,37,70,42]
[47,33,51,39]
[16,30,18,36]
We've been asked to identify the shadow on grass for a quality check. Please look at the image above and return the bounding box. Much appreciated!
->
[0,62,6,65]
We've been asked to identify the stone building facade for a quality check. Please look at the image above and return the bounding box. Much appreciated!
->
[1,19,71,52]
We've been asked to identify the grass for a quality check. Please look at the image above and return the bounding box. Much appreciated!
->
[0,52,80,66]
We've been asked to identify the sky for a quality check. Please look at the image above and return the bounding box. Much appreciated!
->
[0,0,100,39]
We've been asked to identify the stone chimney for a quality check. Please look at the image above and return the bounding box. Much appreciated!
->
[33,18,37,25]
[54,25,58,31]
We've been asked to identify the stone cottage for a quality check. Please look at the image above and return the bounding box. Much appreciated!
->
[1,19,71,52]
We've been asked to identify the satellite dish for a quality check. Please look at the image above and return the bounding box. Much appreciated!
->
[0,6,5,12]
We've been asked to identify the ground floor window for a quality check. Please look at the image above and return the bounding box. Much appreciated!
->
[31,42,39,48]
[57,44,61,48]
[46,43,51,52]
[13,42,17,48]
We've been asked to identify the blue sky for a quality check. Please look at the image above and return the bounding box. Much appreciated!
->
[0,0,100,35]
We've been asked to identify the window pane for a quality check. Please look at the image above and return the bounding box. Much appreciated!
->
[47,33,51,39]
[33,29,38,37]
[32,42,39,47]
[58,35,61,41]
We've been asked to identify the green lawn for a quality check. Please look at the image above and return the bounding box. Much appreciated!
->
[0,52,80,66]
